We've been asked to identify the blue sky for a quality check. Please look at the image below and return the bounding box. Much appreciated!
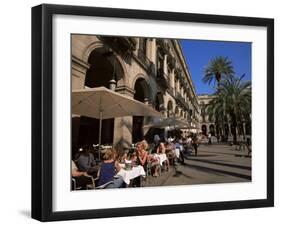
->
[180,39,252,95]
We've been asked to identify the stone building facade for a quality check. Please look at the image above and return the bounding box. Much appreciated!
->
[72,35,200,151]
[198,94,251,141]
[198,94,216,136]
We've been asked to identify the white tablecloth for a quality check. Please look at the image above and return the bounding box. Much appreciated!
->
[173,149,180,158]
[116,165,146,184]
[152,154,167,166]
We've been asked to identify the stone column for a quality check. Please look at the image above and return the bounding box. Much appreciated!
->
[72,56,89,89]
[174,78,177,94]
[163,54,168,75]
[164,127,169,141]
[169,69,175,95]
[149,38,157,76]
[113,86,135,149]
[71,57,89,152]
[170,69,175,93]
[146,39,150,58]
[177,79,180,94]
[133,38,140,55]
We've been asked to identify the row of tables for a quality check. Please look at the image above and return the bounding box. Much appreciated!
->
[116,153,168,185]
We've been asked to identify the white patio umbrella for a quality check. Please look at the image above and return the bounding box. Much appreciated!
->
[143,117,189,130]
[177,124,198,130]
[72,86,162,159]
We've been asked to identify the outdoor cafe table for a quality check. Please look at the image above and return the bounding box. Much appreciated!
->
[151,153,168,166]
[173,149,180,158]
[166,148,180,158]
[116,165,146,185]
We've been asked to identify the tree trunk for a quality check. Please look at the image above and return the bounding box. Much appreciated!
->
[233,127,237,144]
[232,119,238,144]
[216,73,221,91]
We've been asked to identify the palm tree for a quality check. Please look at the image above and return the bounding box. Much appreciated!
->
[203,56,234,89]
[206,93,228,141]
[207,74,251,143]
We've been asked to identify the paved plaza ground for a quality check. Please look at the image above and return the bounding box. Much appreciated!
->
[143,143,252,187]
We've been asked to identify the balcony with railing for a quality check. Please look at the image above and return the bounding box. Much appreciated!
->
[176,92,189,110]
[138,50,153,71]
[99,36,137,54]
[156,68,169,89]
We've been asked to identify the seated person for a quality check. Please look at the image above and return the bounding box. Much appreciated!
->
[129,151,137,165]
[131,142,148,186]
[156,142,166,154]
[141,139,149,152]
[150,134,161,154]
[116,149,129,164]
[156,142,169,171]
[147,154,161,177]
[97,148,124,188]
[71,161,93,190]
[75,145,99,178]
[165,140,176,164]
[136,142,148,167]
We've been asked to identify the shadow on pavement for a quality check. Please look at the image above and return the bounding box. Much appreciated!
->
[199,150,242,157]
[173,170,193,179]
[187,158,252,170]
[183,163,251,180]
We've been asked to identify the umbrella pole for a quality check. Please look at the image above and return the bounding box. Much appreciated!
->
[98,111,102,161]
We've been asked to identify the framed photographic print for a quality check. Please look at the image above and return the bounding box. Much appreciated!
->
[31,4,274,221]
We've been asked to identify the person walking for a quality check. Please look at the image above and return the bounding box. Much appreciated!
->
[192,134,199,156]
[208,133,212,145]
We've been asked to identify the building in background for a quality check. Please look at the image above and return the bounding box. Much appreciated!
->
[198,94,216,136]
[198,94,251,142]
[71,35,200,153]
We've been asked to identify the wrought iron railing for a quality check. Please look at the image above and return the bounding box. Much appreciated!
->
[156,68,169,89]
[138,50,153,70]
[176,92,189,110]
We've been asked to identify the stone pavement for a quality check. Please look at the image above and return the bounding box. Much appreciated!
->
[143,143,252,187]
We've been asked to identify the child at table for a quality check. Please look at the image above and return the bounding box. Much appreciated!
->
[116,149,129,164]
[148,154,161,177]
[156,142,166,154]
[156,142,170,171]
[97,148,125,188]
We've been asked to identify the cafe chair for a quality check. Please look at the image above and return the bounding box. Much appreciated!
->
[146,162,152,177]
[71,177,91,190]
[72,175,97,190]
[95,180,114,189]
[72,178,82,190]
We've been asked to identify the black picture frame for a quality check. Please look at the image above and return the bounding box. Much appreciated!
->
[32,4,274,222]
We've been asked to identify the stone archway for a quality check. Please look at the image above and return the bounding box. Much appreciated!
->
[201,124,207,136]
[145,92,165,141]
[75,47,126,148]
[175,106,179,117]
[154,92,165,113]
[85,49,125,89]
[180,110,183,118]
[82,41,128,87]
[209,124,215,136]
[167,100,173,117]
[132,78,150,143]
